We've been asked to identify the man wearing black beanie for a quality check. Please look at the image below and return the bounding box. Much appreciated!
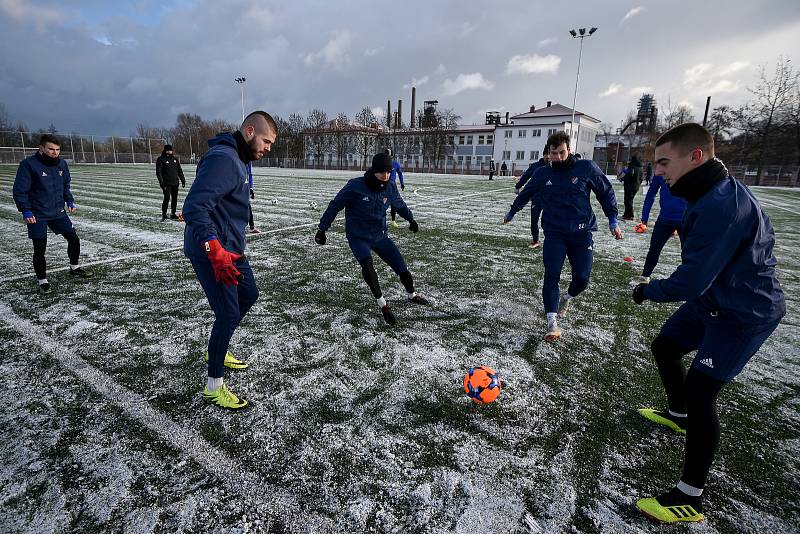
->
[156,144,186,220]
[315,152,428,325]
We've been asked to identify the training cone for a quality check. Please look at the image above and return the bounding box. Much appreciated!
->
[623,256,634,263]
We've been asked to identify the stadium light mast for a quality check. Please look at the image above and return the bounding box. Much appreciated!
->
[234,77,246,122]
[568,27,597,154]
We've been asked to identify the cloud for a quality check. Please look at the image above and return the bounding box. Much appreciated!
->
[677,101,694,109]
[537,38,556,48]
[719,61,750,76]
[706,79,742,94]
[599,83,622,97]
[304,31,353,68]
[684,63,712,87]
[505,54,561,75]
[459,22,476,37]
[403,76,429,89]
[628,86,654,95]
[364,47,383,57]
[442,73,495,96]
[371,106,385,118]
[621,6,645,23]
[433,64,446,76]
[0,0,61,25]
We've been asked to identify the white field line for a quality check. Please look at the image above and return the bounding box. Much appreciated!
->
[758,198,800,217]
[0,302,304,522]
[1,187,509,283]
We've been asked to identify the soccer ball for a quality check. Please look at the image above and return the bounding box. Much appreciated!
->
[271,198,278,205]
[309,201,318,210]
[463,366,502,404]
[634,223,647,233]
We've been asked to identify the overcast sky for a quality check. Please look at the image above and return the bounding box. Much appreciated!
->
[1,0,799,136]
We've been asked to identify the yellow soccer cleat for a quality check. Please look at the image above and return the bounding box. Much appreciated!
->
[639,408,687,434]
[637,488,704,523]
[204,350,249,370]
[202,384,248,410]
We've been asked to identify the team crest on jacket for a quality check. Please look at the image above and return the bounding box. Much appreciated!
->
[571,176,578,184]
[59,170,63,176]
[383,198,388,204]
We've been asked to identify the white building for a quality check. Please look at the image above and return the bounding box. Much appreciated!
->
[494,102,601,171]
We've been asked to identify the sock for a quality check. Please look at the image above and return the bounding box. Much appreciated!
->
[546,312,557,327]
[70,264,79,270]
[668,409,688,418]
[376,296,387,308]
[207,377,223,392]
[562,292,573,301]
[407,291,417,298]
[38,278,49,285]
[677,480,703,497]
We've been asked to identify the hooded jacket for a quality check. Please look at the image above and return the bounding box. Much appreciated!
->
[318,170,413,242]
[13,152,75,221]
[156,150,186,187]
[182,132,250,260]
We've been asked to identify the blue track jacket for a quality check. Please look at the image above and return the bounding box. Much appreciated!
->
[13,154,75,220]
[319,173,413,242]
[390,161,404,188]
[641,175,686,223]
[183,133,250,260]
[515,158,548,191]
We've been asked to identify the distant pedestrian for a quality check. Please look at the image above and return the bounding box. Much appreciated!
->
[500,161,508,176]
[12,134,93,293]
[156,144,186,220]
[644,161,654,186]
[622,154,643,220]
[488,159,496,180]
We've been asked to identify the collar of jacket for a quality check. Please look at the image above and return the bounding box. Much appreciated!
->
[669,158,728,202]
[233,130,254,164]
[364,169,387,192]
[550,154,576,172]
[35,151,60,167]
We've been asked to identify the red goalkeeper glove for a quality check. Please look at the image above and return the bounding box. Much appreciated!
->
[205,239,243,286]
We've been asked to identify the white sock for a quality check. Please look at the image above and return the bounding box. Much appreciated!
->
[38,278,49,285]
[207,377,223,392]
[562,292,573,301]
[668,409,688,418]
[70,264,79,270]
[407,291,417,299]
[546,312,557,327]
[677,480,703,497]
[376,296,387,308]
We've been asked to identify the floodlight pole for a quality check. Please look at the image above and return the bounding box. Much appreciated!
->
[569,27,597,154]
[235,77,246,122]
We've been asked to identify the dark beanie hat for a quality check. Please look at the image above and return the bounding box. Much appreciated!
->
[164,144,173,151]
[371,152,392,172]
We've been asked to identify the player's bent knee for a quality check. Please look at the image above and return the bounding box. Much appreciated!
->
[651,335,692,362]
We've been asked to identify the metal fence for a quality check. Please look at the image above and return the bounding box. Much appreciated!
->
[0,131,171,165]
[256,157,519,177]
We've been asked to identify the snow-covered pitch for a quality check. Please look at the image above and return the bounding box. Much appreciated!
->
[0,164,797,532]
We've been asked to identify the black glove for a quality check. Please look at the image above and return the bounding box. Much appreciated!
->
[401,184,405,191]
[250,189,255,199]
[632,283,647,305]
[314,230,326,245]
[409,220,419,233]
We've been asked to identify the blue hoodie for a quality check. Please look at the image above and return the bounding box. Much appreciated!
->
[507,157,618,234]
[183,133,250,260]
[319,172,413,242]
[13,153,75,220]
[641,175,686,223]
[644,174,785,323]
[390,160,404,188]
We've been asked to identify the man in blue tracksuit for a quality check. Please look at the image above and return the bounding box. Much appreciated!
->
[183,111,277,410]
[315,152,427,325]
[503,131,622,340]
[635,174,687,283]
[385,149,405,228]
[13,134,92,293]
[514,143,550,248]
[632,123,785,524]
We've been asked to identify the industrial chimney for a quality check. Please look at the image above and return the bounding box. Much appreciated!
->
[547,101,552,107]
[529,105,536,113]
[387,100,391,129]
[410,87,416,128]
[505,111,509,124]
[397,99,402,129]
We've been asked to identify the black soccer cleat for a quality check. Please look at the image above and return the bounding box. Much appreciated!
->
[69,267,93,278]
[381,305,397,325]
[408,294,429,305]
[38,282,51,294]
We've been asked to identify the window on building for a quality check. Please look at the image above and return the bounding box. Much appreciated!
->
[548,128,557,135]
[487,135,493,144]
[515,150,525,160]
[478,135,484,144]
[449,136,455,145]
[532,129,541,137]
[504,130,512,138]
[518,130,527,137]
[530,150,539,160]
[467,135,473,145]
[459,135,465,144]
[502,150,511,160]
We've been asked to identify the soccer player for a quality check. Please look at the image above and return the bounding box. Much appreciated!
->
[621,154,643,220]
[632,123,785,523]
[514,143,550,248]
[13,134,92,293]
[503,131,622,340]
[315,152,427,325]
[246,164,261,234]
[488,159,496,181]
[385,149,405,228]
[155,144,186,220]
[182,111,277,410]
[634,173,686,284]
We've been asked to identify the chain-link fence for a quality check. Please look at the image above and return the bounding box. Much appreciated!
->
[0,131,170,165]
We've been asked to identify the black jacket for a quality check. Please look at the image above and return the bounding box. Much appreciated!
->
[156,153,186,187]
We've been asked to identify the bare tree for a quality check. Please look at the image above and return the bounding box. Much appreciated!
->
[354,107,377,168]
[306,108,331,166]
[330,112,354,169]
